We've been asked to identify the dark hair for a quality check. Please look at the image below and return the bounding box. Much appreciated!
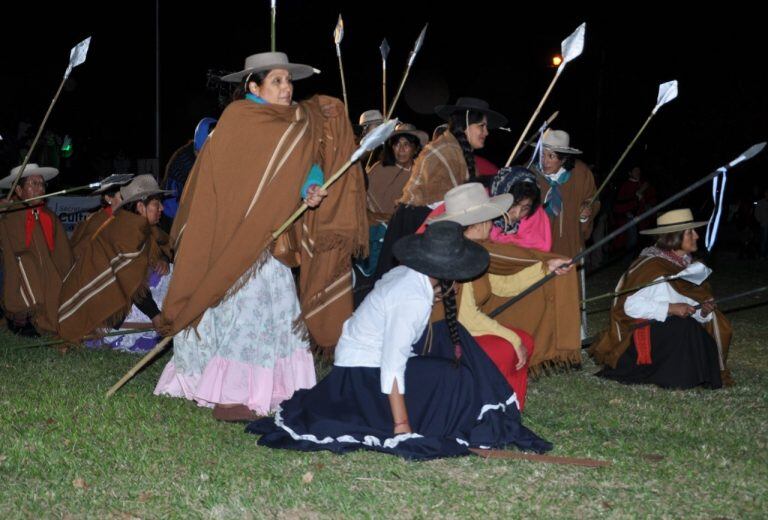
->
[509,179,541,215]
[655,230,686,251]
[381,134,421,167]
[100,187,121,208]
[122,194,163,215]
[448,110,485,181]
[439,279,463,365]
[553,151,576,171]
[231,70,272,101]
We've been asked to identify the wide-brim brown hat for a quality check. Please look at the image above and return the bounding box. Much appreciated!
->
[0,163,59,189]
[434,97,507,129]
[220,52,317,83]
[393,221,489,281]
[429,182,513,227]
[389,123,429,148]
[115,174,173,209]
[640,208,709,235]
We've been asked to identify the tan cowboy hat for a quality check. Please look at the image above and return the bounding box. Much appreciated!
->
[359,110,384,126]
[640,208,709,235]
[220,52,317,83]
[389,123,429,147]
[116,174,173,209]
[0,163,59,189]
[541,129,582,155]
[429,183,514,227]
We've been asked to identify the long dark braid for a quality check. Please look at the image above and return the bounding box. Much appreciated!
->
[439,279,463,365]
[448,110,483,182]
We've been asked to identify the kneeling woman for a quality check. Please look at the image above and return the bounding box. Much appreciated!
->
[248,221,552,460]
[590,209,732,389]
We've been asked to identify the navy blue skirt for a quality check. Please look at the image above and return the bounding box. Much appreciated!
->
[246,321,553,460]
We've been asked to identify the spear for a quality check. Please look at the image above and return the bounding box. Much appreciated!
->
[0,173,134,212]
[380,38,390,117]
[7,37,92,197]
[505,23,585,167]
[272,119,398,239]
[588,80,679,205]
[105,121,400,398]
[334,14,349,116]
[15,327,154,351]
[488,142,766,318]
[386,23,427,120]
[270,0,277,52]
[581,262,711,305]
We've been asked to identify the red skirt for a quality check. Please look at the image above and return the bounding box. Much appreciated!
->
[475,329,535,410]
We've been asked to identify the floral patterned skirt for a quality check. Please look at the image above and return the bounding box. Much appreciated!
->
[154,255,317,414]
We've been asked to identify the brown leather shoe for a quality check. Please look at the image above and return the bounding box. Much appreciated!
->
[212,404,262,423]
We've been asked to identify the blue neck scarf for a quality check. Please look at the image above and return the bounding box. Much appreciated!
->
[542,169,572,218]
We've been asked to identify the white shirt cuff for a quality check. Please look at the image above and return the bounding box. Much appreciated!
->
[380,369,405,395]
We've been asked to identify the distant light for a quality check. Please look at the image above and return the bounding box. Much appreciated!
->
[552,55,563,67]
[61,135,73,158]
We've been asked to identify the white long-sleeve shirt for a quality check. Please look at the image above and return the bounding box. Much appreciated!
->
[624,277,712,324]
[333,266,433,394]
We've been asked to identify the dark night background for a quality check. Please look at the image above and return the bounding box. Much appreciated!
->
[1,2,766,212]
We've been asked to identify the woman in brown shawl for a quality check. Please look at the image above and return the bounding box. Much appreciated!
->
[154,52,367,422]
[373,97,507,280]
[590,209,731,389]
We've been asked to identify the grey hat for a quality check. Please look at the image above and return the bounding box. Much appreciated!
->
[220,52,317,83]
[116,174,173,209]
[541,129,582,155]
[359,109,384,126]
[429,183,513,227]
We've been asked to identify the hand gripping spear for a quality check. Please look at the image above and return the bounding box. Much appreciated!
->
[505,23,585,167]
[334,14,349,116]
[386,24,427,120]
[105,121,399,398]
[7,37,92,197]
[588,80,679,205]
[488,142,766,319]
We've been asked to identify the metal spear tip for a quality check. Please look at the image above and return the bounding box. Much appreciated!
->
[380,38,390,60]
[728,142,767,168]
[334,14,344,45]
[351,119,399,162]
[560,22,586,65]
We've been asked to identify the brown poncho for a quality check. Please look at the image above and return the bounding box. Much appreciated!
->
[70,207,110,260]
[398,131,468,207]
[0,206,73,333]
[589,254,732,376]
[432,241,582,371]
[367,161,412,218]
[163,95,367,347]
[536,159,600,258]
[57,210,159,341]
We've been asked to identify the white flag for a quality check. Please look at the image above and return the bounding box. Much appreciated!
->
[65,36,91,79]
[653,80,678,114]
[560,23,586,67]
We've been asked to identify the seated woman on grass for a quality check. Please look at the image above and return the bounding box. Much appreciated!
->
[590,208,733,389]
[247,221,552,460]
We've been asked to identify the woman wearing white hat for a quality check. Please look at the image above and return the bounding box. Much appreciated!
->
[534,129,599,258]
[426,183,572,408]
[590,209,732,389]
[0,163,73,335]
[154,52,367,422]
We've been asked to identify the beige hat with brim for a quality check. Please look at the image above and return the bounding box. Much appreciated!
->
[0,163,59,189]
[220,52,316,83]
[639,208,709,235]
[429,183,514,227]
[541,129,582,155]
[115,174,173,210]
[359,109,384,126]
[390,123,429,147]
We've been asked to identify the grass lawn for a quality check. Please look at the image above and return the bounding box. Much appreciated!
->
[1,253,766,518]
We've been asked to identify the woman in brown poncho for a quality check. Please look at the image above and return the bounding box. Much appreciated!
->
[154,52,367,422]
[590,209,732,389]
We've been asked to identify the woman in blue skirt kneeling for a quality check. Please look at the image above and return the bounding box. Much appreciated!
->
[247,221,552,460]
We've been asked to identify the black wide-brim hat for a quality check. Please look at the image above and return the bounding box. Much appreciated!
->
[393,221,489,281]
[434,97,508,130]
